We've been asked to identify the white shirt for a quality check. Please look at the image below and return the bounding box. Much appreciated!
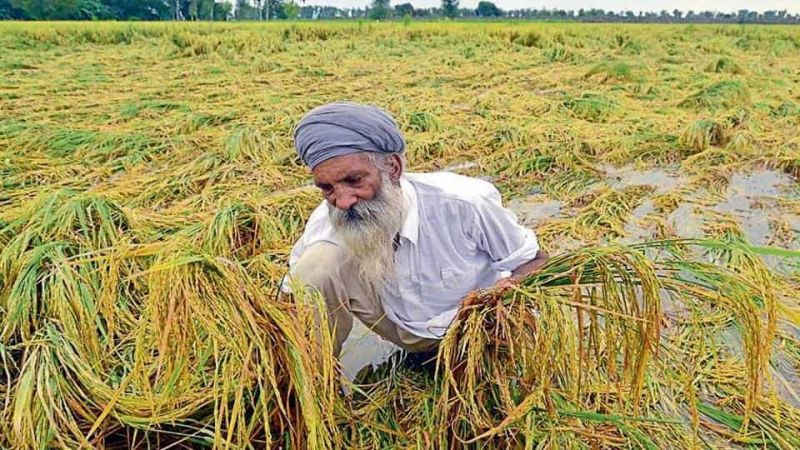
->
[288,172,541,339]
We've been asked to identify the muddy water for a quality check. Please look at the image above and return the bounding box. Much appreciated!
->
[712,170,794,245]
[340,167,799,382]
[507,195,563,226]
[605,164,686,195]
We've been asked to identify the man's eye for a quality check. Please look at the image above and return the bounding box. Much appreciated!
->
[345,177,362,184]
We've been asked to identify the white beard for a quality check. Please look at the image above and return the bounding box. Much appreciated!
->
[329,173,407,291]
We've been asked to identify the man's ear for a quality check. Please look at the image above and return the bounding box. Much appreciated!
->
[387,154,403,182]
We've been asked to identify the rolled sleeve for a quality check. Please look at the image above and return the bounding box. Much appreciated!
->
[468,194,541,273]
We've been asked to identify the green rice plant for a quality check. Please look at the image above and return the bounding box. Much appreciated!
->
[0,241,81,342]
[500,29,546,48]
[680,119,729,152]
[406,111,441,132]
[705,56,745,74]
[542,44,576,62]
[495,148,555,178]
[562,93,618,122]
[36,129,98,158]
[612,33,644,54]
[4,125,164,173]
[584,59,642,83]
[119,100,190,119]
[770,102,799,119]
[175,111,236,134]
[489,125,522,148]
[679,80,750,110]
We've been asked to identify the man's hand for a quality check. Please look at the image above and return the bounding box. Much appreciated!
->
[491,275,520,293]
[462,250,549,310]
[493,249,549,290]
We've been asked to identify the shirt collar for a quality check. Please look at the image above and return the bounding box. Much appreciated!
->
[399,176,419,245]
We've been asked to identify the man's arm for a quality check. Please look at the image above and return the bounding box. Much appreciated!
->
[462,183,548,291]
[494,249,549,288]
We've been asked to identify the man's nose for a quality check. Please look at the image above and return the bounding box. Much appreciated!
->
[333,192,358,210]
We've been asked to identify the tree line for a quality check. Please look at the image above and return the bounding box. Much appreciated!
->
[1,0,799,24]
[0,0,297,20]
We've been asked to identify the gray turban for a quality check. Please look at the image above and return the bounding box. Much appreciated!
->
[293,102,405,170]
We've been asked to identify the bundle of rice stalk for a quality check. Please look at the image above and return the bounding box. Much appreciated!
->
[196,201,264,260]
[680,119,729,152]
[126,249,339,447]
[176,186,315,257]
[1,190,131,251]
[0,219,11,252]
[432,240,789,448]
[1,243,341,449]
[256,187,320,252]
[223,126,293,166]
[679,81,750,110]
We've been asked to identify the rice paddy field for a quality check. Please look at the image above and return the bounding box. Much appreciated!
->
[1,21,800,448]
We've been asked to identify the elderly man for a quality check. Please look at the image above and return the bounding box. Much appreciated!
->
[288,102,548,356]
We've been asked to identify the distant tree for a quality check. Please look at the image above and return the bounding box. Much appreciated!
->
[77,0,111,18]
[257,0,283,19]
[187,0,199,19]
[0,0,26,18]
[235,0,258,19]
[737,9,749,20]
[395,2,412,17]
[280,0,299,19]
[4,1,800,23]
[413,6,433,17]
[368,0,391,20]
[105,0,170,19]
[10,0,82,19]
[169,0,189,20]
[441,0,457,18]
[475,0,501,17]
[216,1,233,19]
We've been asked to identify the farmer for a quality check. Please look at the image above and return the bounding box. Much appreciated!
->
[288,102,548,356]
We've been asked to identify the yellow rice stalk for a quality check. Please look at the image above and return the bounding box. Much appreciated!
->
[432,240,784,447]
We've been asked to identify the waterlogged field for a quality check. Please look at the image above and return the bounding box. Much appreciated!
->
[1,21,800,448]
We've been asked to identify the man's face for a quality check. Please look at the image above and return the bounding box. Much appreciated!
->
[312,152,407,289]
[311,152,384,211]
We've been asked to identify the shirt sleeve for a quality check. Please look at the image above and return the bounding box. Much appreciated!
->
[466,188,541,273]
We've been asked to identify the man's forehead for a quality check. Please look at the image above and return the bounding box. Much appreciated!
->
[312,153,374,181]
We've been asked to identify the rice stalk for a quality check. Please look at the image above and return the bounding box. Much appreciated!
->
[431,240,788,446]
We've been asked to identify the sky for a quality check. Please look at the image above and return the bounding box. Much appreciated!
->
[298,0,800,13]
